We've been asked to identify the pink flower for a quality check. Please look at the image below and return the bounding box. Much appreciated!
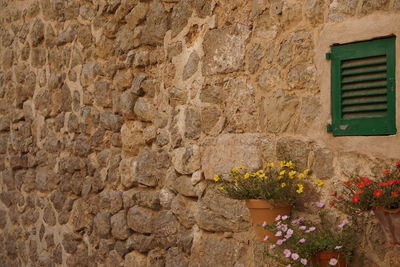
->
[285,229,294,239]
[282,215,289,220]
[291,253,299,260]
[334,245,342,250]
[262,221,267,227]
[299,226,307,230]
[278,224,288,232]
[338,219,349,229]
[275,215,281,221]
[263,235,269,241]
[291,217,304,226]
[283,249,291,258]
[269,244,276,249]
[299,238,306,243]
[300,258,308,265]
[275,231,282,237]
[329,258,338,266]
[316,202,325,208]
[306,226,316,233]
[276,239,285,245]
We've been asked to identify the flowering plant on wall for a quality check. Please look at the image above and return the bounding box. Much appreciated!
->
[263,209,356,267]
[332,161,400,213]
[213,161,319,205]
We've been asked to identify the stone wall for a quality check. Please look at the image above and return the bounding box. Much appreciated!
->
[0,0,400,266]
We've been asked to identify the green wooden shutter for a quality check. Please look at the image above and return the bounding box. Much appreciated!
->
[329,36,396,136]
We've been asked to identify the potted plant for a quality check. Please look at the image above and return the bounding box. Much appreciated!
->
[213,161,316,242]
[263,207,356,266]
[332,161,400,245]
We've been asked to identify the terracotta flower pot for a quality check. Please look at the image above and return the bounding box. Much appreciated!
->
[312,251,347,267]
[373,206,400,245]
[245,199,291,242]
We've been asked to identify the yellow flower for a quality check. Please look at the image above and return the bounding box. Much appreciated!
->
[266,162,274,168]
[288,170,297,178]
[231,167,239,173]
[296,184,304,194]
[279,170,286,176]
[239,165,245,169]
[259,174,266,179]
[280,161,286,168]
[218,186,225,191]
[304,169,312,175]
[278,175,283,180]
[298,173,305,179]
[213,175,220,182]
[281,182,287,188]
[244,173,250,179]
[315,179,324,187]
[286,161,294,168]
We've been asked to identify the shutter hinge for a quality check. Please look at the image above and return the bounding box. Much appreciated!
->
[325,53,332,60]
[326,124,333,132]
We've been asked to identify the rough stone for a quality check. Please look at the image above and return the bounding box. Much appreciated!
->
[171,195,196,228]
[99,110,122,132]
[140,0,169,46]
[133,148,168,187]
[93,211,111,238]
[31,18,44,46]
[276,137,311,170]
[125,251,147,267]
[201,134,262,179]
[171,0,192,38]
[153,211,180,248]
[172,146,201,175]
[182,107,201,140]
[195,189,250,232]
[203,24,251,75]
[127,233,157,253]
[94,80,112,108]
[134,97,156,122]
[111,210,131,240]
[183,51,200,80]
[189,231,249,266]
[169,87,188,107]
[328,0,358,21]
[43,205,56,226]
[173,176,197,197]
[121,121,145,156]
[312,148,334,179]
[201,108,221,134]
[119,157,135,189]
[127,206,155,233]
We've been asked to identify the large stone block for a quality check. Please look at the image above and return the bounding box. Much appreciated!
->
[189,230,249,267]
[201,133,263,180]
[172,146,201,175]
[195,190,250,232]
[276,137,311,170]
[125,251,147,267]
[127,206,155,234]
[111,210,131,240]
[202,24,251,75]
[121,121,145,156]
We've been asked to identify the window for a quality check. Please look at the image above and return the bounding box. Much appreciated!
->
[327,36,396,136]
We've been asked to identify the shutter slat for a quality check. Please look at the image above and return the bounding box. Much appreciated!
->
[342,96,387,106]
[342,88,387,99]
[342,65,386,76]
[342,104,387,113]
[342,73,386,84]
[343,111,386,119]
[342,81,387,91]
[341,55,386,69]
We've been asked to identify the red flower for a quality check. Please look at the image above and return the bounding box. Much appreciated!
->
[331,191,337,197]
[329,200,336,206]
[379,182,389,187]
[373,189,383,198]
[355,190,364,195]
[388,179,399,185]
[391,192,400,197]
[352,195,360,203]
[357,183,366,189]
[337,194,344,200]
[396,160,400,167]
[360,177,372,186]
[384,170,390,175]
[344,181,353,187]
